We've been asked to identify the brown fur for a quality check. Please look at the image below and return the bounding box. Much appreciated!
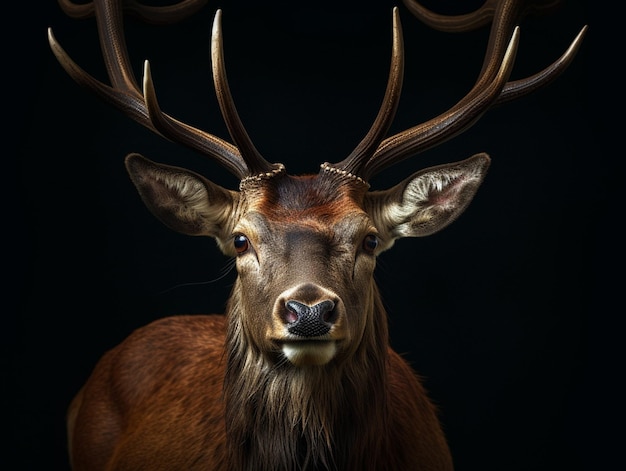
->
[64,166,490,470]
[68,301,453,470]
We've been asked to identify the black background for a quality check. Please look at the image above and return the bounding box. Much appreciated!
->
[11,0,614,470]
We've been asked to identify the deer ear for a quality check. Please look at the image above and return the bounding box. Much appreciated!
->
[365,154,490,248]
[125,153,238,248]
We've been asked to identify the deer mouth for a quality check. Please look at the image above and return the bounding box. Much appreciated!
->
[280,340,337,366]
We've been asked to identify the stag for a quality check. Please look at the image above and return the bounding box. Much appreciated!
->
[48,0,586,469]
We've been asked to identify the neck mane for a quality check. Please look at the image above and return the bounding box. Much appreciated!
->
[223,285,391,471]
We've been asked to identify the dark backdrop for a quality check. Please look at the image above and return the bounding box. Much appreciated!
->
[11,0,612,470]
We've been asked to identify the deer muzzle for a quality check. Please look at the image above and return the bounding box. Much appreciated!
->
[271,283,344,366]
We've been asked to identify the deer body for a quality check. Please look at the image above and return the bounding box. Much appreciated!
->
[69,315,451,470]
[49,0,585,469]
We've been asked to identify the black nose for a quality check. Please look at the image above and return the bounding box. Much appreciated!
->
[284,300,336,337]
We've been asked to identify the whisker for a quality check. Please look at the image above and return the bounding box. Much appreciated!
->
[159,258,236,294]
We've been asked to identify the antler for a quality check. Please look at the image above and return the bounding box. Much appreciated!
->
[403,0,585,106]
[332,0,587,181]
[48,0,278,179]
[401,0,563,33]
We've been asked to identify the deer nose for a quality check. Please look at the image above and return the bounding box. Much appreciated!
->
[284,300,336,337]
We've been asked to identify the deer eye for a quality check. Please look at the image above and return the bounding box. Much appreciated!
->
[362,234,379,254]
[233,234,250,254]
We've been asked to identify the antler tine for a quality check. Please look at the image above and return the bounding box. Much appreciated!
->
[142,60,248,178]
[211,10,277,177]
[120,0,209,25]
[139,9,276,178]
[57,0,97,20]
[48,27,151,128]
[402,0,562,33]
[361,26,521,180]
[57,0,210,24]
[49,0,264,180]
[402,0,500,33]
[331,7,404,177]
[497,24,586,105]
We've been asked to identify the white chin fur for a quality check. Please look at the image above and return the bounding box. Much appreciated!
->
[282,341,336,366]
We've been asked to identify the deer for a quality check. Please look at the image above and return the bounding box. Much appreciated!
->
[48,0,586,469]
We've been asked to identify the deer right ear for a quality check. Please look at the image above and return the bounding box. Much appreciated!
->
[125,154,239,249]
[365,153,490,249]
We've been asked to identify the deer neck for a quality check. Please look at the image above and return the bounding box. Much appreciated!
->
[222,284,391,470]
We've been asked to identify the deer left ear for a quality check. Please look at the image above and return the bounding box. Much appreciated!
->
[124,153,239,248]
[365,153,490,249]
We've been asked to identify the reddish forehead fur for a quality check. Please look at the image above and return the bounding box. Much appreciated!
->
[246,174,365,224]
